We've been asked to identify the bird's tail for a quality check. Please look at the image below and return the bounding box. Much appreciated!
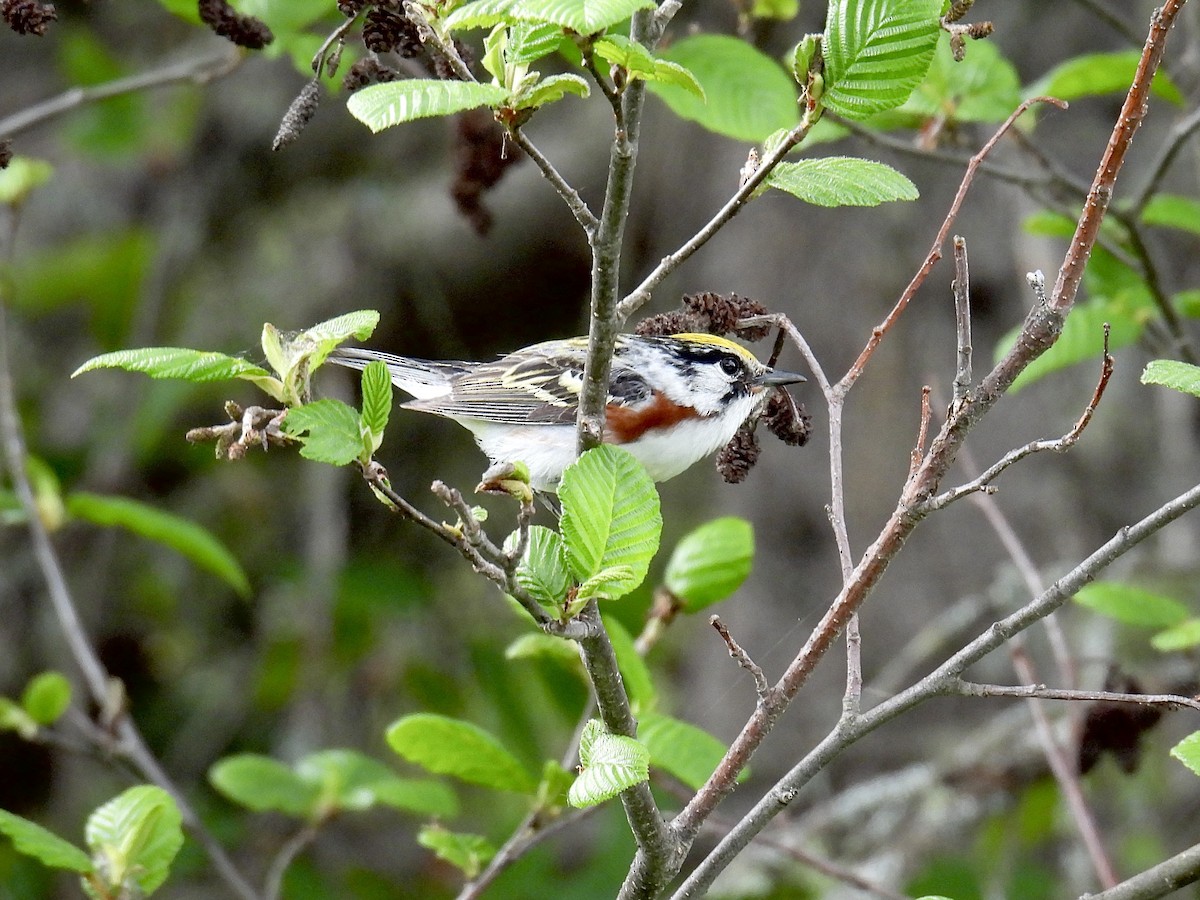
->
[326,347,466,400]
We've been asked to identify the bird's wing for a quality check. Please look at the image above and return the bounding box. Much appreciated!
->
[405,343,654,425]
[327,347,469,400]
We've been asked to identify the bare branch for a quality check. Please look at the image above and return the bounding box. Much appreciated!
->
[711,616,771,700]
[1081,841,1200,899]
[951,236,972,409]
[951,680,1200,713]
[0,48,242,137]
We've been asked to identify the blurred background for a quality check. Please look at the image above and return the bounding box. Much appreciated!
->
[2,0,1200,897]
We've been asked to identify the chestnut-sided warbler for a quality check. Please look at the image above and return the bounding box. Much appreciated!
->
[329,333,805,491]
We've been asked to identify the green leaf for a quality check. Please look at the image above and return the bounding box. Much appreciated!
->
[504,632,582,667]
[299,309,379,355]
[1074,582,1190,628]
[347,81,509,132]
[359,361,392,456]
[576,565,637,603]
[593,36,704,98]
[505,20,566,66]
[568,720,649,808]
[664,517,755,611]
[639,711,728,791]
[70,347,277,395]
[903,37,1021,124]
[281,399,364,466]
[603,615,655,711]
[21,672,71,726]
[1142,359,1200,398]
[650,35,798,142]
[0,810,92,873]
[1175,290,1200,319]
[0,157,54,206]
[209,754,320,818]
[416,825,496,879]
[559,446,661,598]
[822,0,943,120]
[753,0,799,19]
[0,698,38,739]
[1170,731,1200,777]
[66,492,251,597]
[766,156,918,207]
[1026,50,1183,106]
[510,525,571,606]
[386,713,537,793]
[1151,618,1200,652]
[512,73,591,109]
[448,0,653,32]
[295,749,458,817]
[85,786,183,897]
[1140,194,1200,236]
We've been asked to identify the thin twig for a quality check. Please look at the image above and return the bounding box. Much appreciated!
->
[711,616,771,700]
[0,48,242,137]
[951,680,1200,712]
[1080,840,1200,899]
[907,386,933,482]
[922,324,1114,512]
[264,824,320,900]
[951,236,972,409]
[506,127,599,235]
[673,480,1200,898]
[839,96,1065,389]
[1129,102,1200,214]
[403,2,474,83]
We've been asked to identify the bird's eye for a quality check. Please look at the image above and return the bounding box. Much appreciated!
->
[719,356,742,377]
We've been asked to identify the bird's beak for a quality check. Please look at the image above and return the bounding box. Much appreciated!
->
[759,367,806,387]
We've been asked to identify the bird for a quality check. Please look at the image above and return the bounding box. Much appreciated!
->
[327,333,805,491]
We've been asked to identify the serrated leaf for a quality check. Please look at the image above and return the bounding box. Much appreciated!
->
[509,525,570,606]
[505,632,582,666]
[71,347,274,388]
[513,73,590,109]
[639,711,729,790]
[1141,360,1200,398]
[650,34,797,141]
[387,713,537,793]
[822,0,943,120]
[85,786,183,897]
[593,36,704,98]
[360,360,392,456]
[576,565,637,603]
[506,20,565,65]
[295,749,458,817]
[66,492,250,597]
[1140,194,1200,236]
[348,81,509,132]
[559,446,661,593]
[0,810,92,873]
[1074,582,1190,628]
[568,724,649,808]
[21,672,71,726]
[767,156,917,206]
[449,0,653,32]
[665,517,755,611]
[1151,618,1200,652]
[603,615,655,710]
[1170,731,1200,777]
[0,157,55,206]
[281,398,363,466]
[1026,50,1182,106]
[417,826,496,879]
[209,754,320,818]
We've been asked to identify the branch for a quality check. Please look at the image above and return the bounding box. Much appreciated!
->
[673,479,1200,897]
[0,48,242,137]
[506,127,599,236]
[710,616,771,701]
[263,824,320,900]
[1049,0,1184,313]
[951,236,972,408]
[950,680,1200,713]
[838,96,1064,389]
[1081,841,1200,899]
[616,114,819,321]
